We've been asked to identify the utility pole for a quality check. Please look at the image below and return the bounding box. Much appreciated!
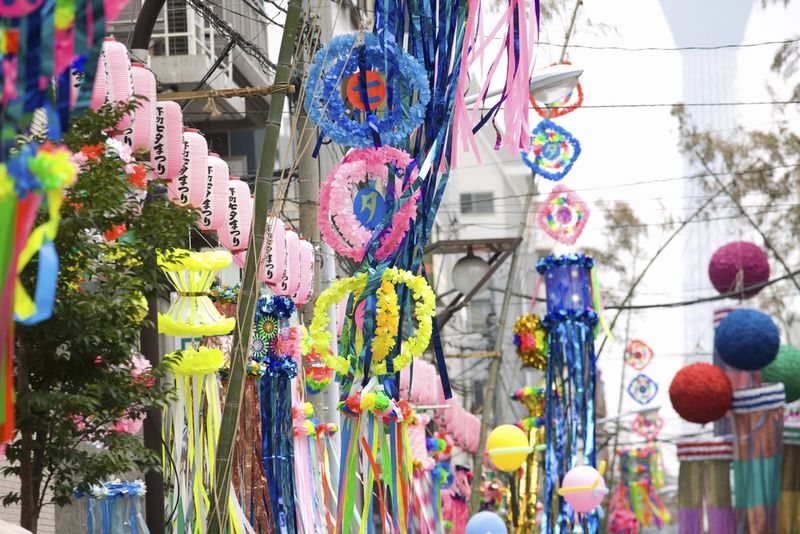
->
[208,0,303,531]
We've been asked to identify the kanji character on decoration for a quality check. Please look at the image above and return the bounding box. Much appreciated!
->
[522,120,581,181]
[536,184,589,245]
[624,339,654,371]
[303,33,430,148]
[627,373,659,405]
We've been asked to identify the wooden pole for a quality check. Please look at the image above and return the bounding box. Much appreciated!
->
[207,0,303,531]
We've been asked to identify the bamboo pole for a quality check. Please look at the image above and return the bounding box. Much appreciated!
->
[156,83,295,101]
[207,0,303,531]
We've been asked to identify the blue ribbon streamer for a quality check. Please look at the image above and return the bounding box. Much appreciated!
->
[15,239,58,325]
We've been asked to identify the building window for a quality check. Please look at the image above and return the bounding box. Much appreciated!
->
[460,191,494,214]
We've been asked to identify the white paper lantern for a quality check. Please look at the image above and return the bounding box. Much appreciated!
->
[260,217,287,287]
[218,178,253,254]
[100,37,133,130]
[198,153,229,232]
[126,63,157,152]
[293,237,315,306]
[150,101,183,181]
[168,129,208,207]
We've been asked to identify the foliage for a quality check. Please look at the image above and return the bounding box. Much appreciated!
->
[4,102,196,522]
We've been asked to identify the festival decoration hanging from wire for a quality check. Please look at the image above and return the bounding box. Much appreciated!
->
[522,120,581,181]
[536,184,590,245]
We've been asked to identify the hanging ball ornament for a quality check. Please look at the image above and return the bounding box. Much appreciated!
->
[669,363,732,424]
[761,345,800,403]
[486,424,532,472]
[714,308,780,371]
[708,241,770,299]
[465,511,508,534]
[558,464,608,513]
[512,314,548,369]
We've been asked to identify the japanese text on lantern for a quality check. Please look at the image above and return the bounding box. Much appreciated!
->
[228,187,240,247]
[177,138,190,203]
[202,165,213,227]
[152,106,166,175]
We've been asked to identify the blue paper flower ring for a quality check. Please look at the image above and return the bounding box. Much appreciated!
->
[303,33,431,148]
[522,120,581,181]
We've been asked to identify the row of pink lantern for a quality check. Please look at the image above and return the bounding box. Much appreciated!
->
[85,37,314,306]
[400,360,481,453]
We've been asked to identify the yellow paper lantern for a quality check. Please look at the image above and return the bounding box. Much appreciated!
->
[487,424,532,472]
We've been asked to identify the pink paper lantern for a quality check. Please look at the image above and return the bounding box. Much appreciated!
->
[293,238,315,306]
[168,129,208,207]
[0,0,44,18]
[560,465,607,513]
[198,153,230,232]
[708,241,770,299]
[100,37,134,131]
[126,63,157,152]
[260,217,287,287]
[274,229,301,297]
[105,0,133,22]
[150,101,183,181]
[218,178,253,254]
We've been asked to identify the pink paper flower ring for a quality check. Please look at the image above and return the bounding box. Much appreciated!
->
[319,147,419,262]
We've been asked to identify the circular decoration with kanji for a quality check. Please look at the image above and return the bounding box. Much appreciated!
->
[303,33,431,148]
[522,120,581,181]
[536,184,589,245]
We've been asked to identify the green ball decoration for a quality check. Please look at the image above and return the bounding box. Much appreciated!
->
[761,345,800,403]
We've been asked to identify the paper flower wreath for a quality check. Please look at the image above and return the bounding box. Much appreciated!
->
[522,120,581,181]
[320,146,420,261]
[627,374,659,405]
[536,184,589,245]
[303,33,431,148]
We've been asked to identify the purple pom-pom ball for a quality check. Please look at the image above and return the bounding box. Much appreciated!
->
[708,241,770,299]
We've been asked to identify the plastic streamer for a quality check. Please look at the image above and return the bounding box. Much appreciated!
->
[607,446,670,529]
[164,346,251,534]
[510,387,545,533]
[537,254,599,533]
[74,479,149,534]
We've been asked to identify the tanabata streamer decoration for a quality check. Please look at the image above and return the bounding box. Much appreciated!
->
[303,33,431,148]
[319,146,420,262]
[708,241,770,299]
[157,250,236,337]
[781,422,800,533]
[626,373,658,405]
[669,363,732,425]
[1,0,110,443]
[536,184,589,245]
[608,447,670,529]
[624,339,654,371]
[522,120,581,181]
[714,308,780,371]
[510,387,545,533]
[164,346,249,532]
[761,345,800,403]
[74,479,148,534]
[512,314,547,369]
[253,295,299,532]
[537,254,600,533]
[675,437,735,533]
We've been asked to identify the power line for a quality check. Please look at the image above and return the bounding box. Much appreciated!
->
[537,37,800,52]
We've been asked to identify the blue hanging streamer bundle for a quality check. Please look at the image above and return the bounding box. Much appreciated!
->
[74,480,149,534]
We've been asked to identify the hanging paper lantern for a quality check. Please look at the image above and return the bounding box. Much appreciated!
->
[714,308,780,371]
[669,363,732,424]
[293,237,314,306]
[319,147,420,262]
[511,314,547,369]
[465,511,508,534]
[761,345,800,403]
[536,184,589,244]
[274,229,301,298]
[150,101,184,181]
[157,250,236,337]
[558,464,608,513]
[127,63,157,152]
[95,37,133,130]
[624,339,654,371]
[167,129,208,208]
[521,120,581,181]
[487,424,531,472]
[260,217,287,286]
[218,178,253,255]
[197,153,229,232]
[626,373,658,405]
[303,33,431,147]
[0,0,44,17]
[708,241,770,299]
